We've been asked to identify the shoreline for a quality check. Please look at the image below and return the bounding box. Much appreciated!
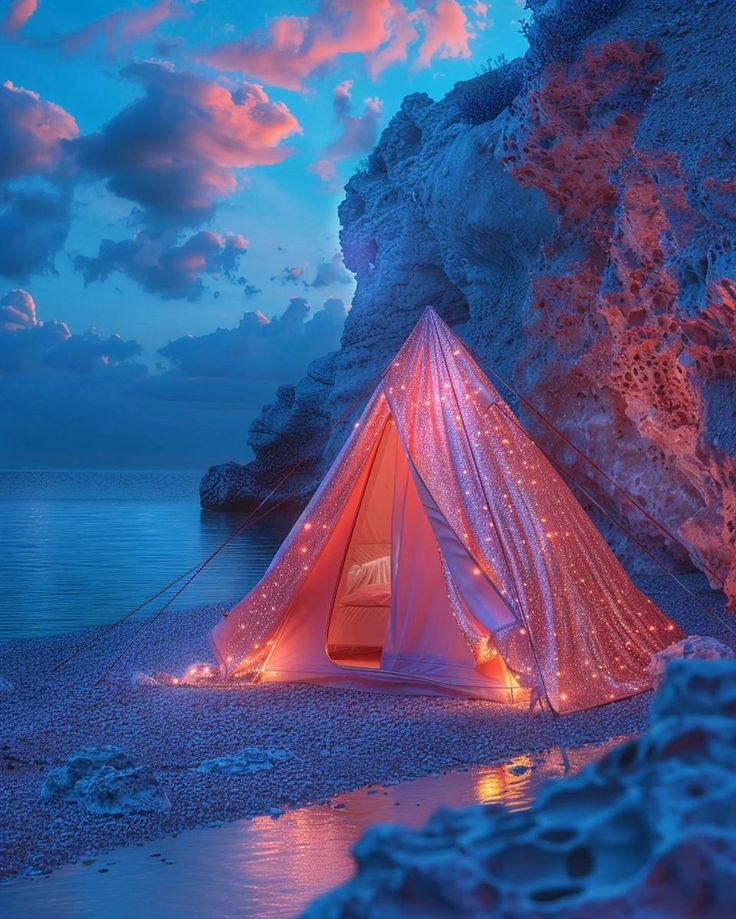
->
[1,574,732,880]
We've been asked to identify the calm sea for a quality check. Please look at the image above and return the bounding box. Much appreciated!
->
[0,470,288,640]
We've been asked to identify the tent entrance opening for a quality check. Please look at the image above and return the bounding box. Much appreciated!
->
[325,420,399,669]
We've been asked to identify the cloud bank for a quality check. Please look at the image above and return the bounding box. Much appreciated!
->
[158,295,347,385]
[206,0,476,90]
[0,288,348,466]
[0,288,141,375]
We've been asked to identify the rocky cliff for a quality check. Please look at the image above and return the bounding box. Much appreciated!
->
[201,0,736,604]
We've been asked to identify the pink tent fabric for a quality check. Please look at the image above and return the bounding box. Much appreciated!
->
[209,308,683,713]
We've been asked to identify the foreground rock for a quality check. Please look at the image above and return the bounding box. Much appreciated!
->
[41,746,170,816]
[198,747,292,776]
[305,659,736,918]
[647,634,735,688]
[205,0,736,605]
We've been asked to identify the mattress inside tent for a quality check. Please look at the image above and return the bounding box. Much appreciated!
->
[327,544,391,667]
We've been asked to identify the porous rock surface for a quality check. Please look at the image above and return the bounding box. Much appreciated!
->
[198,747,292,776]
[202,0,736,606]
[304,659,736,918]
[40,746,170,817]
[647,633,735,688]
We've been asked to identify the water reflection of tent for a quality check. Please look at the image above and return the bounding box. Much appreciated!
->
[210,309,682,714]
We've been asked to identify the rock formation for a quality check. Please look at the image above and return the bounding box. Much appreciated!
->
[40,746,170,816]
[304,659,736,918]
[201,0,736,605]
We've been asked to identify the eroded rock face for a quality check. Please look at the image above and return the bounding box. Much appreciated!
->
[204,0,736,604]
[304,660,736,918]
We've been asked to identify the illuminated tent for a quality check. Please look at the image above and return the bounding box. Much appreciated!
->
[210,308,682,713]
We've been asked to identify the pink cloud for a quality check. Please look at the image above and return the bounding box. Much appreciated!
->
[0,288,37,331]
[327,81,383,157]
[2,0,37,38]
[206,0,476,90]
[414,0,472,69]
[73,63,301,224]
[470,0,491,31]
[309,159,338,183]
[311,80,383,189]
[0,80,79,181]
[75,230,249,300]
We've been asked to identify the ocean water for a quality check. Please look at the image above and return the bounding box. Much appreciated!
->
[0,470,289,640]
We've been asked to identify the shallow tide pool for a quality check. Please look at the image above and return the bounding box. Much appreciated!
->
[0,736,627,919]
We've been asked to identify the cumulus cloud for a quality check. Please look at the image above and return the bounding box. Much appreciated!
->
[310,252,353,287]
[205,0,476,90]
[158,295,347,384]
[0,287,37,330]
[75,230,248,300]
[2,0,37,38]
[73,62,301,226]
[0,288,141,375]
[70,62,299,298]
[0,80,78,183]
[0,81,78,280]
[310,80,383,189]
[414,0,472,69]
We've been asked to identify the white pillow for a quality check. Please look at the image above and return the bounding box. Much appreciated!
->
[346,555,391,592]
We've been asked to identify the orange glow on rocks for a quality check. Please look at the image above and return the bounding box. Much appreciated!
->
[499,39,736,607]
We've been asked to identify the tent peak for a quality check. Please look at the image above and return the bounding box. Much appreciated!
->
[414,305,452,336]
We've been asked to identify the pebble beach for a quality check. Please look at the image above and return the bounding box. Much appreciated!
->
[1,573,733,881]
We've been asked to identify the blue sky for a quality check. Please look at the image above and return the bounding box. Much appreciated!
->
[0,1,529,467]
